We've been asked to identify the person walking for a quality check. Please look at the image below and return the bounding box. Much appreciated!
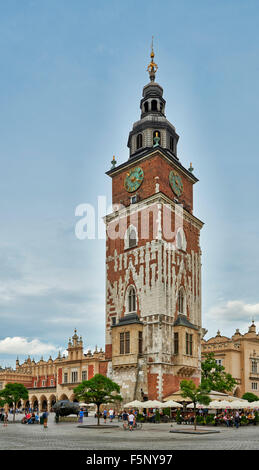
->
[122,410,129,429]
[109,408,113,423]
[234,411,240,429]
[42,410,48,429]
[128,411,135,431]
[103,409,107,424]
[3,412,8,428]
[78,408,84,424]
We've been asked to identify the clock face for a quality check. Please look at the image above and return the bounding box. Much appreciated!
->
[169,171,183,197]
[124,166,144,193]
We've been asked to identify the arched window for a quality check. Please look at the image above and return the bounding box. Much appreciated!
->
[176,228,187,251]
[136,133,143,149]
[144,102,149,113]
[170,136,175,152]
[178,287,186,315]
[128,286,136,313]
[129,227,137,248]
[124,225,138,250]
[151,99,158,111]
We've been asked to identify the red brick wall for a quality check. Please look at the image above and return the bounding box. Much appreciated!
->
[162,374,200,399]
[147,373,159,399]
[88,365,94,379]
[99,361,108,376]
[58,368,62,385]
[105,344,112,360]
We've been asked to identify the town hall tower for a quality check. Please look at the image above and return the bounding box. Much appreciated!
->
[104,46,203,402]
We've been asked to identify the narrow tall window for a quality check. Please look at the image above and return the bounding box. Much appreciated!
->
[128,286,136,313]
[186,333,193,356]
[138,331,143,355]
[129,228,137,248]
[136,133,143,149]
[71,371,78,383]
[120,333,124,355]
[144,102,149,112]
[125,332,130,354]
[178,288,185,314]
[151,99,158,111]
[82,370,87,381]
[170,136,175,152]
[120,332,130,354]
[63,373,68,384]
[174,332,179,355]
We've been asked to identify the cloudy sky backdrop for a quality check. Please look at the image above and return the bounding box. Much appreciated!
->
[1,0,259,367]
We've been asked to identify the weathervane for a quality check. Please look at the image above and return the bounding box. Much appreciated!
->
[147,36,158,82]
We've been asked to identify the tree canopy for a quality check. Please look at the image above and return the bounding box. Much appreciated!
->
[242,392,259,402]
[0,383,29,422]
[201,352,237,393]
[73,374,122,425]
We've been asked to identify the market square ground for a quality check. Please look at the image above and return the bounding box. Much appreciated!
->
[1,414,259,450]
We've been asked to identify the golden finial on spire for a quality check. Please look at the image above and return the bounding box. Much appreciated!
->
[147,36,158,82]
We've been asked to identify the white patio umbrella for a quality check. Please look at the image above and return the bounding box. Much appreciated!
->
[230,400,249,409]
[142,400,163,408]
[208,400,227,409]
[186,402,207,409]
[217,400,233,409]
[248,401,259,409]
[161,400,183,408]
[124,400,143,408]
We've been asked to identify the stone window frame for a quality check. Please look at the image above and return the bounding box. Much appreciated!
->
[251,359,258,374]
[136,132,143,150]
[82,370,87,381]
[186,333,193,356]
[178,286,187,316]
[176,227,187,252]
[126,284,137,315]
[120,331,130,355]
[124,224,138,250]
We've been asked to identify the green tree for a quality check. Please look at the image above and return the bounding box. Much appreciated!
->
[73,374,122,426]
[201,352,237,393]
[180,379,211,430]
[0,383,29,422]
[242,392,259,402]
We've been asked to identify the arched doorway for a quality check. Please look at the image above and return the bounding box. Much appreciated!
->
[234,387,241,398]
[25,400,30,411]
[40,396,48,411]
[59,394,69,401]
[49,395,56,411]
[31,397,39,411]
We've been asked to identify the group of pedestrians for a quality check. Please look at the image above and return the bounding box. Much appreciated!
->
[102,408,116,423]
[121,410,136,431]
[221,411,241,428]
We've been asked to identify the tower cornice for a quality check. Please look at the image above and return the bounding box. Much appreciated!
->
[106,147,198,184]
[104,191,204,230]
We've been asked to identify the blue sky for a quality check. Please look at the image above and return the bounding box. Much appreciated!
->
[1,0,259,367]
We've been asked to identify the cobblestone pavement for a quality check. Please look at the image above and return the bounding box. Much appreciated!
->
[1,413,259,450]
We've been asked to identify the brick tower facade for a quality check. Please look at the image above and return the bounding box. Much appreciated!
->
[104,47,204,403]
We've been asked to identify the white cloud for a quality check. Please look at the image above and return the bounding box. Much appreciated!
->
[207,300,259,323]
[0,337,58,356]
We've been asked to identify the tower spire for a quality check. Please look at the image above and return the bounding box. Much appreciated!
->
[147,36,158,82]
